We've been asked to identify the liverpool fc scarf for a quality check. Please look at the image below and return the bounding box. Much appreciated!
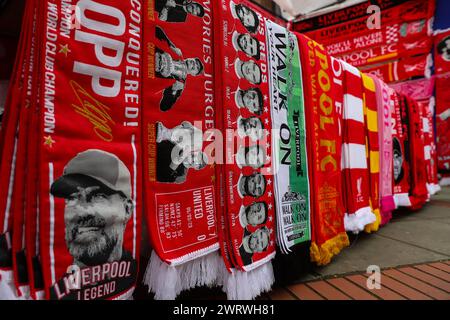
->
[341,61,375,233]
[142,0,222,300]
[0,0,35,299]
[418,99,440,196]
[266,20,311,254]
[362,54,431,84]
[303,0,435,44]
[215,0,276,300]
[292,0,410,33]
[436,75,450,174]
[362,74,381,233]
[297,34,349,266]
[392,93,412,207]
[405,97,429,210]
[37,0,142,300]
[373,77,395,226]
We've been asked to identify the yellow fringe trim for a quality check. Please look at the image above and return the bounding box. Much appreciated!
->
[364,209,381,233]
[310,232,350,266]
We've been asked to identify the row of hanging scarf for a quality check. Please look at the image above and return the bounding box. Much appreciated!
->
[0,0,440,300]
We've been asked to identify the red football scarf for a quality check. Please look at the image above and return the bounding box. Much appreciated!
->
[0,0,33,300]
[214,0,276,300]
[337,37,433,68]
[378,78,395,224]
[323,19,432,58]
[362,54,431,84]
[374,77,395,226]
[405,97,429,210]
[340,61,374,233]
[392,93,412,207]
[434,29,450,76]
[436,74,450,174]
[142,0,223,300]
[297,34,349,266]
[37,0,142,300]
[362,74,381,233]
[292,0,409,33]
[303,0,435,43]
[418,99,440,196]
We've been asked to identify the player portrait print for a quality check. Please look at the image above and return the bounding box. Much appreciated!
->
[156,121,208,184]
[393,137,404,183]
[230,1,260,34]
[437,36,450,62]
[50,150,134,268]
[236,144,266,169]
[237,116,265,141]
[234,58,262,85]
[237,172,267,199]
[232,31,261,60]
[49,150,138,300]
[155,0,205,23]
[235,87,264,115]
[238,201,268,228]
[238,227,270,266]
[155,26,205,111]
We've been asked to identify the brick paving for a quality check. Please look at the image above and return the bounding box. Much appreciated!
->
[269,261,450,300]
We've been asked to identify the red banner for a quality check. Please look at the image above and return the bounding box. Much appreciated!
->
[362,54,431,83]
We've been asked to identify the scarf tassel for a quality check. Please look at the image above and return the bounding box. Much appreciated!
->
[310,233,350,266]
[143,250,222,300]
[219,263,274,300]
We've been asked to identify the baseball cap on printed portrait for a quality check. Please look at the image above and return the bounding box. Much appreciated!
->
[50,149,132,200]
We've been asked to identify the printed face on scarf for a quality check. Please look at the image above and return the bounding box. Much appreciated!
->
[245,202,267,226]
[238,88,263,115]
[248,228,270,252]
[184,2,205,17]
[240,117,264,141]
[185,58,204,76]
[240,61,261,84]
[438,36,450,62]
[183,151,207,170]
[240,172,266,198]
[393,138,403,182]
[236,4,259,33]
[237,34,260,59]
[245,145,266,169]
[64,185,131,267]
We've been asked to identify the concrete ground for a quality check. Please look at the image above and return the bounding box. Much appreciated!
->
[295,187,450,283]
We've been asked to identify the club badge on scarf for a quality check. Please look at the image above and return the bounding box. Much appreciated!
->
[38,0,142,300]
[435,75,450,173]
[142,0,222,300]
[266,20,310,254]
[297,34,349,266]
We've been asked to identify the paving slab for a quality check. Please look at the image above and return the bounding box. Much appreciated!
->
[314,234,449,277]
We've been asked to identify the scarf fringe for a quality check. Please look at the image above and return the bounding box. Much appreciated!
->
[143,250,222,300]
[427,183,441,195]
[219,263,274,300]
[440,177,450,187]
[310,232,350,266]
[344,207,376,234]
[364,209,381,233]
[0,270,20,300]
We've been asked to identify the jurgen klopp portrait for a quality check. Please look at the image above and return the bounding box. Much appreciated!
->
[50,150,133,267]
